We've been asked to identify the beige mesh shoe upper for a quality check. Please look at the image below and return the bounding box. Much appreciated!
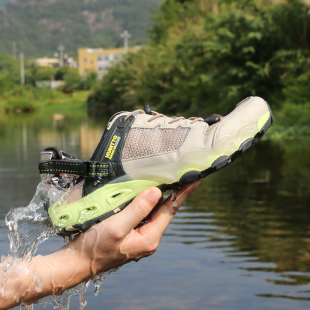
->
[122,126,191,160]
[115,96,271,184]
[52,96,271,213]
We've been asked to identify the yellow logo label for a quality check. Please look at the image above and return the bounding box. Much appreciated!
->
[105,135,121,160]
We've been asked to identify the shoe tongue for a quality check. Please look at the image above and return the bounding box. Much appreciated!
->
[92,111,128,161]
[90,128,109,161]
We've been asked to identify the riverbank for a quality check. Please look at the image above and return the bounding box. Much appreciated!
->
[38,90,89,115]
[2,89,309,141]
[0,89,89,115]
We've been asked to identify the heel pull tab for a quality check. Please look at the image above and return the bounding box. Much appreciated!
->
[41,147,77,160]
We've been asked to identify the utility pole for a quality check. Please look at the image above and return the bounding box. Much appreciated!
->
[120,30,131,54]
[12,41,16,58]
[58,44,65,67]
[20,52,25,85]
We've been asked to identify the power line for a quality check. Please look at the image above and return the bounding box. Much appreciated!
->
[120,30,131,54]
[58,44,65,67]
[12,41,16,58]
[20,52,25,85]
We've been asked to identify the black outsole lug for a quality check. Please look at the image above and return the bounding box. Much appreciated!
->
[211,156,231,170]
[239,138,253,152]
[59,108,274,236]
[179,171,202,185]
[254,136,261,144]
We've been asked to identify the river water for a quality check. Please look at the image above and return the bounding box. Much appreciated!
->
[0,110,309,310]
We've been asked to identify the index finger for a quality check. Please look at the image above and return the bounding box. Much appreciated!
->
[145,181,200,238]
[108,187,162,235]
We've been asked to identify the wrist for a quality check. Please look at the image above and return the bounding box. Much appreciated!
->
[33,243,92,297]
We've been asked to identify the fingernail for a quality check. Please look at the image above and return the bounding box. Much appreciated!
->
[147,188,160,202]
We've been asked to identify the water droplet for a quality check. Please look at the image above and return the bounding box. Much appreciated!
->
[94,286,100,296]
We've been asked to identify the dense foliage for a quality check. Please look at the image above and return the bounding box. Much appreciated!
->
[88,0,310,121]
[0,0,161,57]
[0,51,20,93]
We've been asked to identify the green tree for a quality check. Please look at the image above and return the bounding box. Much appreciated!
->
[0,52,20,93]
[88,0,310,118]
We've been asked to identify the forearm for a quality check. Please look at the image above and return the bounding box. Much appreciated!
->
[0,242,91,309]
[36,243,92,297]
[0,221,124,309]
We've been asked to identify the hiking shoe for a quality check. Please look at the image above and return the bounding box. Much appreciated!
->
[39,96,273,234]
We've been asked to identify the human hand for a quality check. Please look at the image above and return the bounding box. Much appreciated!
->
[68,181,201,277]
[0,181,200,309]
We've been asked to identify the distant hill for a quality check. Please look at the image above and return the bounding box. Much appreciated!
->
[0,0,12,10]
[0,0,161,57]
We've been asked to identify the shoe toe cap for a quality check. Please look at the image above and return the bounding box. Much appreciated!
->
[213,96,271,146]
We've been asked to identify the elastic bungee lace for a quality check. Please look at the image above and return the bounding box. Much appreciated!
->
[123,110,205,125]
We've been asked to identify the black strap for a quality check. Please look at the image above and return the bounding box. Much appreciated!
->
[38,159,118,178]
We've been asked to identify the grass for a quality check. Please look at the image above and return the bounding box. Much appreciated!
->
[39,91,89,115]
[0,88,89,115]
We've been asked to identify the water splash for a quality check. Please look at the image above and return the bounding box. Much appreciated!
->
[39,281,88,310]
[92,269,119,297]
[1,174,115,309]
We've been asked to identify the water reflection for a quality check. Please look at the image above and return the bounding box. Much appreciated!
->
[171,138,310,300]
[0,110,309,308]
[0,112,107,216]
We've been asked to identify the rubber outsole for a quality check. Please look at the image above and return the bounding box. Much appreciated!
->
[57,106,274,236]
